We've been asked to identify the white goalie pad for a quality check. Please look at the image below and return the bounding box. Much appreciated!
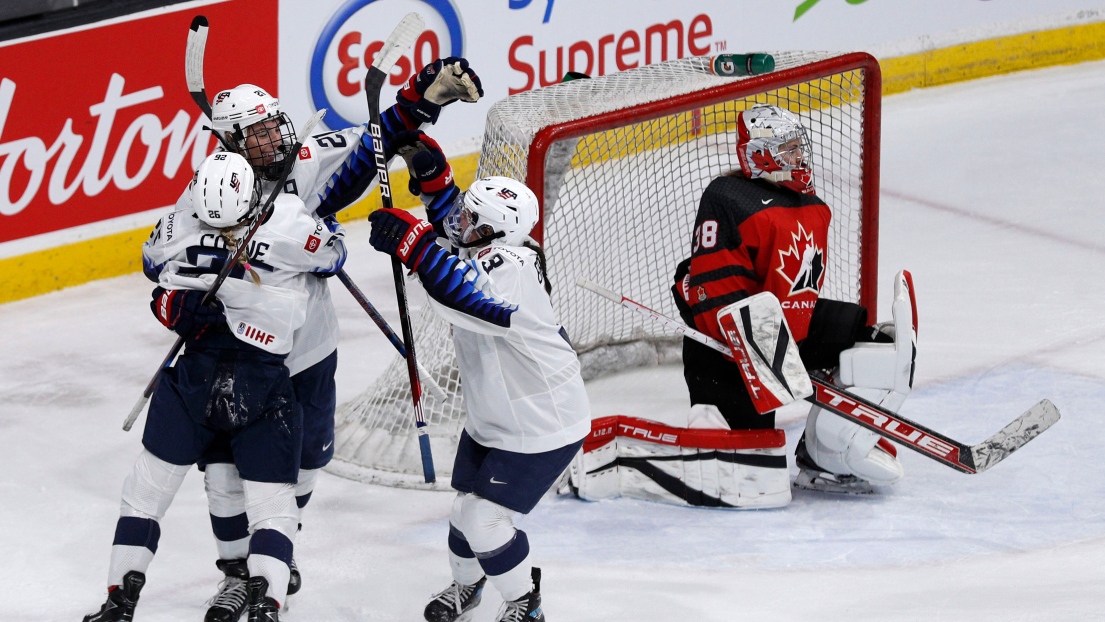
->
[567,416,790,509]
[717,292,812,414]
[838,270,918,411]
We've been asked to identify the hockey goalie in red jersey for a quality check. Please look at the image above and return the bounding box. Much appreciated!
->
[672,104,913,498]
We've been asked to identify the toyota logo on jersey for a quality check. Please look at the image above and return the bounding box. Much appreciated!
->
[776,222,825,296]
[309,0,464,130]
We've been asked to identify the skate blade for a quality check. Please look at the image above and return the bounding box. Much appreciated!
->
[793,469,874,495]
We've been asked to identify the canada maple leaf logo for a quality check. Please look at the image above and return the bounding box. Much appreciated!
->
[776,223,825,296]
[750,149,783,173]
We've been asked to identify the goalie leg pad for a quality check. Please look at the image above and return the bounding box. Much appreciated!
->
[569,416,790,509]
[802,405,903,486]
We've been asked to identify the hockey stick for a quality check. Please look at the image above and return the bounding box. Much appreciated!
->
[576,277,1061,474]
[122,109,327,432]
[335,269,447,402]
[365,12,435,483]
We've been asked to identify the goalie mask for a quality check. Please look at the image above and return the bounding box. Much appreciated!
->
[444,176,539,248]
[736,104,815,195]
[210,84,296,181]
[191,152,261,229]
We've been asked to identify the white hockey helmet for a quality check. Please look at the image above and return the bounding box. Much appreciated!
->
[736,103,815,195]
[209,84,296,181]
[444,176,540,247]
[191,152,260,229]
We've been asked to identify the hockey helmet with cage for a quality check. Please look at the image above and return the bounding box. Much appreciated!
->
[191,152,261,229]
[444,176,539,248]
[209,84,296,181]
[736,103,815,195]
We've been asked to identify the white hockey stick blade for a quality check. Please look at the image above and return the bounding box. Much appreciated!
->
[575,277,718,347]
[969,399,1060,473]
[185,15,209,97]
[299,108,326,141]
[122,394,150,431]
[371,12,424,72]
[417,360,448,403]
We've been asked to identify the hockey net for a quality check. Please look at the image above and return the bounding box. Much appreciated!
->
[330,51,881,487]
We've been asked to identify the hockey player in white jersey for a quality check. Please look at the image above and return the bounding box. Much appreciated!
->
[368,172,589,622]
[82,152,347,622]
[159,57,482,621]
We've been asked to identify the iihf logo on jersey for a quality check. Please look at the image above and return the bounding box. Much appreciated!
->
[776,223,825,296]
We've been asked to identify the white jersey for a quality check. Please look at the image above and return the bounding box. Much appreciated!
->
[170,124,372,374]
[143,193,347,355]
[427,242,591,454]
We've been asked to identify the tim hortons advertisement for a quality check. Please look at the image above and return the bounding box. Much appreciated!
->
[278,0,1105,150]
[0,0,277,247]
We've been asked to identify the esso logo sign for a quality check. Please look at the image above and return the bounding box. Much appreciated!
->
[310,0,463,130]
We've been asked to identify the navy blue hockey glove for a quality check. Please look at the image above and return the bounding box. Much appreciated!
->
[397,57,483,125]
[368,208,438,270]
[150,287,225,338]
[392,130,454,200]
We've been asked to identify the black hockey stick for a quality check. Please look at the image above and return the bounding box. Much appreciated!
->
[364,12,435,483]
[123,108,326,431]
[576,277,1061,474]
[335,269,447,402]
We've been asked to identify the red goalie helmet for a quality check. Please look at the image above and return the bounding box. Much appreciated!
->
[736,104,815,195]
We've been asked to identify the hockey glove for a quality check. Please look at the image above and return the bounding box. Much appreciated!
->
[392,130,454,199]
[368,207,438,270]
[150,287,225,338]
[396,57,483,125]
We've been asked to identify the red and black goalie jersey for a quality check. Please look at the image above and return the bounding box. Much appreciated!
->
[677,174,831,345]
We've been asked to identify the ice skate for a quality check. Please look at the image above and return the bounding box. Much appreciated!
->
[246,576,280,622]
[287,558,301,596]
[205,558,249,622]
[794,435,873,495]
[494,568,545,622]
[424,576,487,622]
[83,571,145,622]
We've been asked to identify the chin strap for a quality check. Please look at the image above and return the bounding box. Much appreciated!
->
[453,229,505,249]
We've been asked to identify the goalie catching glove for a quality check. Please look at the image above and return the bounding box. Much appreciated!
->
[397,57,483,125]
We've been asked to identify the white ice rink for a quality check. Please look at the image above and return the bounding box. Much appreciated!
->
[3,59,1105,621]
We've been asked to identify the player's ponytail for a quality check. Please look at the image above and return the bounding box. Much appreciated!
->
[523,239,553,296]
[220,230,262,286]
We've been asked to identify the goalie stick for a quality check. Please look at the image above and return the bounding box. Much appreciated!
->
[185,15,442,403]
[575,277,1060,474]
[122,108,327,432]
[365,12,436,483]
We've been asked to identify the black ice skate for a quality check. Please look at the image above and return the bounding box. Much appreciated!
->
[424,576,487,622]
[793,435,873,495]
[246,576,280,622]
[83,570,145,622]
[205,558,249,622]
[494,568,545,622]
[287,557,301,596]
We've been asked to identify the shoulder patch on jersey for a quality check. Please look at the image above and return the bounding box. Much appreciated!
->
[298,146,312,160]
[304,236,321,253]
[477,247,494,259]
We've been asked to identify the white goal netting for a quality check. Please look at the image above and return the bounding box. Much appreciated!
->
[330,52,881,487]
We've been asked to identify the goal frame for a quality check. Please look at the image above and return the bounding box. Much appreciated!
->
[524,52,883,317]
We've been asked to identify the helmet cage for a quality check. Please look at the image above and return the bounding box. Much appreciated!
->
[224,112,296,181]
[737,105,816,195]
[443,177,539,249]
